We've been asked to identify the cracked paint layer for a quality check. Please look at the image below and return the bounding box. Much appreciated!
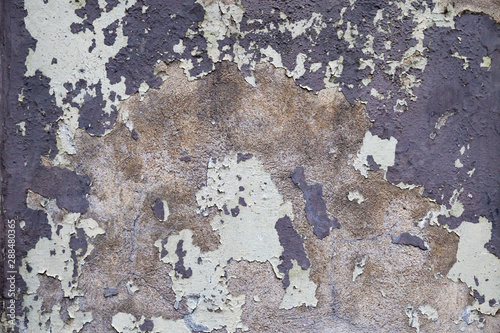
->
[155,154,317,332]
[2,0,500,330]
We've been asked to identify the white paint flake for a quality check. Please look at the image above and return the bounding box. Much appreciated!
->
[353,131,398,178]
[348,191,365,204]
[419,305,439,321]
[352,255,368,281]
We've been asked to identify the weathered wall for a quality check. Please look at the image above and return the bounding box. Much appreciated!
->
[1,0,499,332]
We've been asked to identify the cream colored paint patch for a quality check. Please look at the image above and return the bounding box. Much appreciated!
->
[16,121,26,136]
[481,56,491,70]
[449,188,464,218]
[352,255,367,281]
[419,305,438,321]
[279,260,318,309]
[260,45,284,68]
[19,191,103,331]
[126,280,140,295]
[353,131,398,178]
[156,154,317,332]
[452,51,469,69]
[288,53,308,80]
[324,56,344,89]
[405,305,420,333]
[348,190,365,204]
[112,312,190,333]
[448,217,500,315]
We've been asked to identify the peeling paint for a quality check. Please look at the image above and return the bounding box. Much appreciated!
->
[18,190,104,331]
[112,312,190,333]
[448,217,500,315]
[291,166,340,239]
[155,154,317,332]
[4,0,500,330]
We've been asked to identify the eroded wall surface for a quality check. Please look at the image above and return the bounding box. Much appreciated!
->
[1,0,499,332]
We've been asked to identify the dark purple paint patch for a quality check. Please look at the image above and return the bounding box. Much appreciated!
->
[174,240,192,279]
[231,206,240,217]
[384,14,500,258]
[159,238,168,259]
[391,232,428,251]
[105,0,119,12]
[31,166,91,214]
[238,197,247,207]
[366,155,380,172]
[291,167,340,239]
[179,156,191,162]
[131,129,139,140]
[237,152,253,163]
[489,299,497,307]
[78,81,118,136]
[139,319,154,332]
[106,0,207,95]
[275,215,310,289]
[88,38,96,53]
[222,204,230,215]
[103,19,119,46]
[103,287,118,297]
[152,199,164,221]
[69,228,88,278]
[239,186,244,192]
[71,0,102,34]
[473,289,485,305]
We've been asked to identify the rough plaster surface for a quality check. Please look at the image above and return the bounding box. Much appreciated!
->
[1,0,499,332]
